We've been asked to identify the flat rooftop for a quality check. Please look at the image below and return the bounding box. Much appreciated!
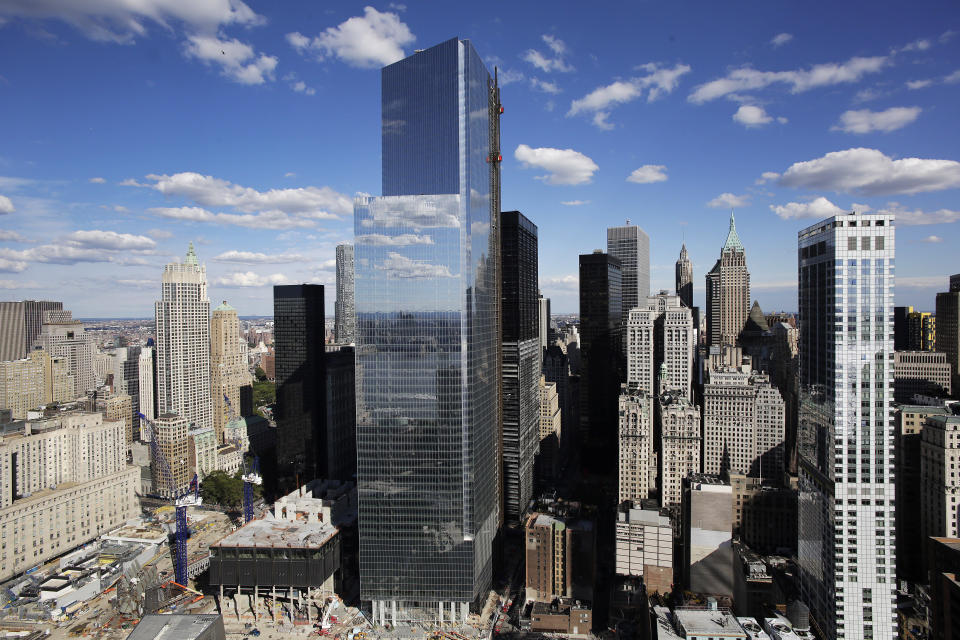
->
[127,614,224,640]
[213,513,337,549]
[675,608,746,637]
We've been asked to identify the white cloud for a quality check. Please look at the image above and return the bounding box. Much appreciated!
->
[896,38,931,53]
[755,171,780,185]
[66,230,156,250]
[0,0,262,44]
[0,257,27,272]
[149,206,318,230]
[769,197,847,220]
[147,228,173,239]
[0,279,40,289]
[355,233,434,246]
[0,195,13,214]
[871,203,960,225]
[514,144,598,186]
[561,200,590,206]
[707,192,751,208]
[923,235,943,243]
[853,88,882,103]
[215,271,291,287]
[626,165,668,184]
[770,33,793,47]
[213,250,306,263]
[733,105,773,127]
[944,70,960,84]
[568,63,691,128]
[498,69,525,85]
[113,205,129,213]
[0,244,149,266]
[89,176,106,184]
[376,252,453,279]
[689,55,888,103]
[907,79,934,90]
[183,34,277,85]
[777,148,960,195]
[523,34,573,73]
[291,81,316,95]
[0,230,25,242]
[541,274,578,291]
[290,7,415,68]
[143,171,352,217]
[832,106,921,134]
[530,77,561,94]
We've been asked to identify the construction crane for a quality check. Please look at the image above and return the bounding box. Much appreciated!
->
[138,413,201,586]
[223,393,262,523]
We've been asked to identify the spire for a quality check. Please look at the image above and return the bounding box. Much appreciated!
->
[185,242,198,266]
[722,209,744,252]
[679,243,689,261]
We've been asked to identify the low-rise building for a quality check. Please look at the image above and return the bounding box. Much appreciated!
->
[127,614,226,640]
[525,511,595,604]
[614,503,672,593]
[682,475,733,597]
[188,426,218,479]
[529,598,592,636]
[730,475,797,555]
[733,542,774,621]
[674,605,748,639]
[895,351,953,403]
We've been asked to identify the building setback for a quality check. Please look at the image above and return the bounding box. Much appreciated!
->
[676,244,693,310]
[501,210,540,525]
[155,243,212,431]
[797,212,896,640]
[334,243,355,344]
[354,38,500,623]
[893,350,953,402]
[705,213,750,348]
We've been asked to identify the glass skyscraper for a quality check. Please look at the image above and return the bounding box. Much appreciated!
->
[354,38,501,625]
[797,213,896,640]
[607,223,650,313]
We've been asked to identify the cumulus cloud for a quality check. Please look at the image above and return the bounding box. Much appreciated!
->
[832,106,921,134]
[530,78,561,94]
[150,206,318,230]
[523,34,573,73]
[777,148,960,195]
[376,252,453,279]
[770,33,793,47]
[896,38,931,53]
[0,195,13,214]
[147,228,173,239]
[732,105,775,127]
[560,200,590,206]
[140,171,351,218]
[627,165,668,184]
[0,0,262,44]
[215,271,291,287]
[0,244,150,267]
[89,176,106,184]
[360,195,461,229]
[66,230,156,250]
[540,274,578,291]
[355,233,434,246]
[514,144,598,185]
[183,33,277,85]
[870,203,960,225]
[769,197,847,220]
[0,279,40,289]
[0,230,26,242]
[923,235,943,243]
[287,7,415,68]
[946,70,960,84]
[498,69,525,85]
[291,80,316,95]
[707,193,751,208]
[0,257,28,273]
[907,79,934,90]
[568,63,691,128]
[689,55,887,103]
[213,250,306,264]
[755,171,780,185]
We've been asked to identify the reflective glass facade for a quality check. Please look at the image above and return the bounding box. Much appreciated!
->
[356,38,499,616]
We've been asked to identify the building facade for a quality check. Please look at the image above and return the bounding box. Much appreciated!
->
[626,292,694,399]
[211,301,251,444]
[921,415,960,555]
[676,244,693,309]
[705,213,750,348]
[538,377,562,483]
[703,370,785,479]
[34,311,94,399]
[155,243,212,431]
[138,346,155,425]
[524,512,596,604]
[618,390,654,504]
[0,350,51,419]
[501,210,540,525]
[354,38,501,622]
[659,393,701,508]
[893,350,953,402]
[0,300,63,362]
[614,505,673,593]
[936,277,960,398]
[335,243,356,344]
[151,413,191,498]
[607,223,650,313]
[797,212,896,640]
[324,344,357,483]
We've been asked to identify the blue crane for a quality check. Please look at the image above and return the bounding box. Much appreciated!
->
[223,393,262,523]
[138,412,201,586]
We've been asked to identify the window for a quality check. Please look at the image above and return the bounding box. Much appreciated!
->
[875,236,884,250]
[848,237,858,251]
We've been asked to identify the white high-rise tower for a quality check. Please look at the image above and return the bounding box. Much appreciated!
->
[797,212,896,640]
[155,243,212,431]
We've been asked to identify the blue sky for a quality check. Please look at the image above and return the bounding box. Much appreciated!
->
[0,1,958,316]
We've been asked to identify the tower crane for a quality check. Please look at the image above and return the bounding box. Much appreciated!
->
[223,393,262,523]
[138,413,201,586]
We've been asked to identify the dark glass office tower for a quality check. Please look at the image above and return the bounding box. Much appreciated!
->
[500,211,539,525]
[578,252,622,472]
[273,284,326,492]
[355,38,501,624]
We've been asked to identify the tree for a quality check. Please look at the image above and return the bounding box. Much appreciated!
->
[200,470,243,508]
[254,366,267,382]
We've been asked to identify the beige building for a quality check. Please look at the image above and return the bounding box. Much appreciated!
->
[705,212,750,348]
[618,390,655,504]
[0,350,50,419]
[894,350,953,403]
[0,411,137,582]
[703,369,785,480]
[921,414,960,565]
[98,393,133,445]
[538,376,562,481]
[211,301,251,445]
[659,393,701,507]
[626,292,694,399]
[524,512,595,604]
[614,504,673,593]
[730,474,797,554]
[34,312,94,397]
[151,413,191,498]
[188,426,218,479]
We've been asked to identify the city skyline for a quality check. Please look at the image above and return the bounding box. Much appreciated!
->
[0,2,958,316]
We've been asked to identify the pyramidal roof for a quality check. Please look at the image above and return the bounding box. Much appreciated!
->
[679,243,689,261]
[722,211,745,252]
[748,300,769,332]
[184,242,199,266]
